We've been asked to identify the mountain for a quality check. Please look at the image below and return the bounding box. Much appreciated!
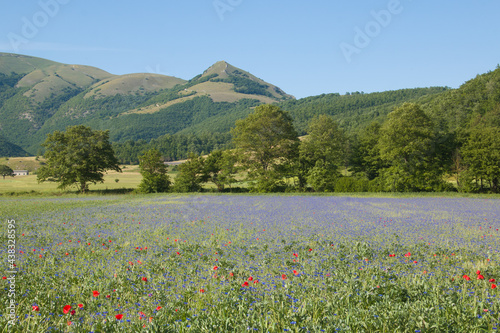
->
[0,53,293,154]
[1,53,497,160]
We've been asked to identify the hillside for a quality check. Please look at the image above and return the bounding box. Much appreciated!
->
[0,135,28,157]
[1,53,498,160]
[0,54,293,154]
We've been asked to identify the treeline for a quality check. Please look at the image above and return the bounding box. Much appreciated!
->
[113,132,232,164]
[163,99,499,193]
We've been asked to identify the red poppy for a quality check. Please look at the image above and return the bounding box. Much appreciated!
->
[142,277,148,282]
[293,253,298,257]
[156,306,162,311]
[476,270,481,275]
[404,252,411,257]
[477,274,485,280]
[63,305,71,314]
[78,304,83,308]
[2,277,6,280]
[93,290,100,297]
[70,310,75,316]
[293,270,298,275]
[463,275,471,281]
[253,280,259,284]
[213,266,218,270]
[242,281,249,287]
[282,274,287,280]
[489,279,496,283]
[199,289,205,293]
[32,305,39,311]
[308,248,312,252]
[116,314,123,320]
[106,295,111,298]
[176,252,180,255]
[229,272,234,277]
[492,284,497,289]
[248,276,253,281]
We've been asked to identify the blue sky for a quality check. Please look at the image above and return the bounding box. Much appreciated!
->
[1,0,499,98]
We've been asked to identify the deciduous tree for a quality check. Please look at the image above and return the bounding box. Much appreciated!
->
[37,125,121,193]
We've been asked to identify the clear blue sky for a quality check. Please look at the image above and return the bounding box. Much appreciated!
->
[1,0,499,98]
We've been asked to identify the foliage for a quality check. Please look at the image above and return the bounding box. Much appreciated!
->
[37,125,121,193]
[138,149,171,193]
[0,164,14,179]
[172,153,207,192]
[204,150,239,192]
[298,115,346,191]
[232,104,299,190]
[461,112,500,192]
[378,103,444,192]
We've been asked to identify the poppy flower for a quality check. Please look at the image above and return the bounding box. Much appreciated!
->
[229,272,234,277]
[293,270,298,275]
[489,279,496,283]
[293,253,298,257]
[176,252,180,255]
[404,252,411,257]
[32,305,39,311]
[308,248,312,252]
[248,276,253,281]
[213,266,218,270]
[63,305,71,314]
[476,270,481,275]
[142,277,148,282]
[93,290,100,297]
[199,289,205,293]
[78,304,83,309]
[477,274,485,280]
[463,275,471,281]
[253,280,259,284]
[242,281,249,287]
[282,274,287,280]
[70,310,75,316]
[156,306,162,311]
[116,314,123,320]
[492,284,497,289]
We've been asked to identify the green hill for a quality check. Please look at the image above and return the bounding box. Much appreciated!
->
[0,135,29,157]
[1,53,498,161]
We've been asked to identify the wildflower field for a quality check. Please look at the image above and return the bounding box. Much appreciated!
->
[1,194,499,332]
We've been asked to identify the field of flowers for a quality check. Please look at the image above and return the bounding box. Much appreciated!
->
[1,194,499,332]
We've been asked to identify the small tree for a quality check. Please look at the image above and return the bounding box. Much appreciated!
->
[138,149,171,193]
[204,150,239,192]
[37,125,121,193]
[0,165,14,179]
[172,153,207,192]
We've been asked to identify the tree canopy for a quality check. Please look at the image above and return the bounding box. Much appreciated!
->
[37,125,121,193]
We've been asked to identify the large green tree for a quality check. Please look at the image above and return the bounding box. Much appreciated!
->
[0,165,14,179]
[298,114,346,191]
[378,103,443,191]
[231,104,299,191]
[138,149,171,193]
[350,122,385,180]
[37,125,121,193]
[461,110,500,192]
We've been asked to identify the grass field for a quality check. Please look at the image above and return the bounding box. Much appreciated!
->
[1,194,499,332]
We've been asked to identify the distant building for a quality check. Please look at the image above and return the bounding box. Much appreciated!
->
[13,170,29,176]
